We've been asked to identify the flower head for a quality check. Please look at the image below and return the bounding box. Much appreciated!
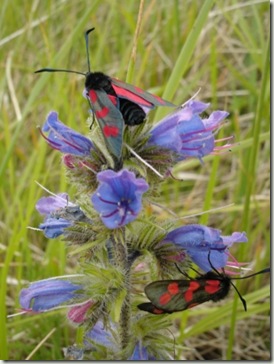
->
[19,276,87,312]
[41,111,93,156]
[91,169,149,229]
[149,100,230,161]
[161,224,248,272]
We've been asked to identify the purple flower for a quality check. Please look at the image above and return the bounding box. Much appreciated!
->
[128,342,156,360]
[36,193,90,238]
[36,193,69,215]
[84,320,116,350]
[38,216,72,239]
[161,224,248,272]
[41,111,93,156]
[36,193,73,238]
[149,100,231,161]
[19,276,86,312]
[91,169,149,229]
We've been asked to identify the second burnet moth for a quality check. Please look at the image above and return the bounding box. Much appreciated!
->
[138,256,270,314]
[35,28,175,161]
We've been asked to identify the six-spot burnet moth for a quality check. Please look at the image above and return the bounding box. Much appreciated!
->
[35,28,175,161]
[138,254,270,314]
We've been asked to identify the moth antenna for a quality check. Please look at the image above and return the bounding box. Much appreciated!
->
[34,30,92,76]
[230,281,247,311]
[207,250,222,276]
[230,267,270,311]
[175,263,191,278]
[85,27,95,73]
[232,267,270,280]
[34,68,86,76]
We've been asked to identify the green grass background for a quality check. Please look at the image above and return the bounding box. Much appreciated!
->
[0,0,270,360]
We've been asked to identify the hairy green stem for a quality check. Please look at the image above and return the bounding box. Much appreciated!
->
[112,230,131,355]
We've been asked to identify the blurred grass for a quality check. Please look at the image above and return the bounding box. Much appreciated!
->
[0,0,270,360]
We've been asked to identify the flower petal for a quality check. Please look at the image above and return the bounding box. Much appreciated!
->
[148,99,231,161]
[42,111,93,156]
[84,321,115,349]
[20,278,85,312]
[39,217,72,238]
[36,193,69,215]
[91,169,148,229]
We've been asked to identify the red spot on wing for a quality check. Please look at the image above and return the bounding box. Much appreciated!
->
[89,90,97,103]
[184,290,193,302]
[190,281,200,290]
[96,106,109,119]
[103,125,119,138]
[112,84,153,107]
[108,94,118,106]
[184,281,200,302]
[159,292,172,305]
[167,282,180,295]
[133,85,166,105]
[158,282,180,306]
[205,280,221,294]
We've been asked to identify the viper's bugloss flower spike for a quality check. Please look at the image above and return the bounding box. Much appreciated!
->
[41,111,94,156]
[91,169,149,229]
[19,276,87,312]
[161,224,248,272]
[149,100,230,161]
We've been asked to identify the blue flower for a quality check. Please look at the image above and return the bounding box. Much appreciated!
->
[19,276,86,312]
[38,216,72,239]
[91,169,149,229]
[161,224,248,272]
[41,111,93,156]
[36,193,73,238]
[149,100,230,161]
[84,320,116,350]
[36,193,91,239]
[128,342,156,360]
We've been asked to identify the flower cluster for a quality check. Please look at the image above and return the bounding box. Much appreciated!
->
[149,100,232,162]
[19,43,256,360]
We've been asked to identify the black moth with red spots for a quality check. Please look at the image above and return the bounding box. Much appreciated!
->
[85,71,146,127]
[138,268,270,314]
[35,28,174,161]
